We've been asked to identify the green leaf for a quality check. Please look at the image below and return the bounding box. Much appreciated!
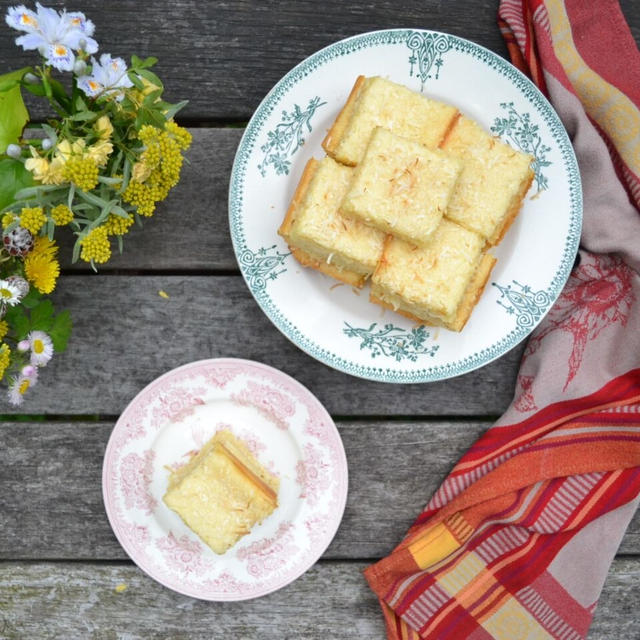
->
[49,310,72,352]
[71,237,81,263]
[21,287,42,309]
[97,175,124,186]
[5,305,30,340]
[0,70,29,153]
[75,94,88,112]
[142,89,163,106]
[30,300,54,332]
[22,83,46,97]
[14,184,64,200]
[76,189,110,208]
[137,107,166,128]
[110,205,129,218]
[69,110,97,122]
[137,69,163,90]
[128,72,144,90]
[0,67,31,92]
[49,78,70,110]
[163,100,189,120]
[0,158,34,210]
[67,183,75,209]
[131,55,157,70]
[41,123,58,144]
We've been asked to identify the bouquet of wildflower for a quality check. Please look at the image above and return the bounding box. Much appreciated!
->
[0,3,192,404]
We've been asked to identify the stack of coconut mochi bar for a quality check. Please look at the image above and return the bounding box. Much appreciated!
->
[278,76,534,332]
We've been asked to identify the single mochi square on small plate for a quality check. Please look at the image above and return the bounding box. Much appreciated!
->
[163,429,279,555]
[370,219,496,332]
[340,127,463,247]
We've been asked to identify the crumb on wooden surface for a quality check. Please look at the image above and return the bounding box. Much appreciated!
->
[158,290,170,299]
[114,583,128,593]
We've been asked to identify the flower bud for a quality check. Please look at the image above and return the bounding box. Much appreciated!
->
[17,340,30,353]
[6,144,21,158]
[73,59,87,75]
[24,72,39,85]
[42,138,53,151]
[22,365,36,377]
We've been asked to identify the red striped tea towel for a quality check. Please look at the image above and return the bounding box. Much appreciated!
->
[364,1,640,637]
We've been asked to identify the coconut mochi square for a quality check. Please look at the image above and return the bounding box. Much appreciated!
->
[340,127,463,247]
[278,156,385,287]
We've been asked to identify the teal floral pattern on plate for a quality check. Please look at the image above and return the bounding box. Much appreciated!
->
[491,101,552,191]
[257,96,327,177]
[406,31,452,89]
[343,323,439,362]
[493,280,552,328]
[239,246,289,291]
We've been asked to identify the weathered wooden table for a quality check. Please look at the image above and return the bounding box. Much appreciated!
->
[1,2,639,638]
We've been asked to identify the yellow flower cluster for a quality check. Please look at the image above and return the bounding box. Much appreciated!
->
[122,122,191,217]
[80,226,111,264]
[51,204,74,226]
[95,115,114,140]
[63,156,99,192]
[0,344,10,381]
[24,117,115,190]
[104,213,134,236]
[24,237,60,294]
[25,147,65,185]
[166,121,192,151]
[20,207,46,235]
[2,213,16,228]
[0,321,8,341]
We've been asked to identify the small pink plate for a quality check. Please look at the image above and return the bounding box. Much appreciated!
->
[102,358,348,601]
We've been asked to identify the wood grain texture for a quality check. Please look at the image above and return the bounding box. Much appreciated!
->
[0,559,638,639]
[1,0,511,122]
[0,275,525,416]
[1,0,637,122]
[1,421,637,560]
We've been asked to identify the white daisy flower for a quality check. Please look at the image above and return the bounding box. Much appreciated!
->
[8,371,37,406]
[77,53,133,101]
[0,279,22,306]
[28,330,54,366]
[5,3,98,71]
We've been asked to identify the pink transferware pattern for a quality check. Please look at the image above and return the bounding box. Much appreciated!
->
[102,358,348,601]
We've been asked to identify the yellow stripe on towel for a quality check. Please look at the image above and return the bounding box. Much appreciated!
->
[408,521,461,569]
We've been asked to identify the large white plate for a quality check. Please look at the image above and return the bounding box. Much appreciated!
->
[229,30,582,383]
[102,358,348,600]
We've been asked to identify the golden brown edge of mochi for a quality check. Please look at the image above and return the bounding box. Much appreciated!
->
[277,156,368,288]
[321,75,367,166]
[369,251,497,332]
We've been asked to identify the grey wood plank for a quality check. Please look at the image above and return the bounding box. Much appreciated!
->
[1,1,637,122]
[0,275,524,416]
[0,559,637,639]
[1,421,637,559]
